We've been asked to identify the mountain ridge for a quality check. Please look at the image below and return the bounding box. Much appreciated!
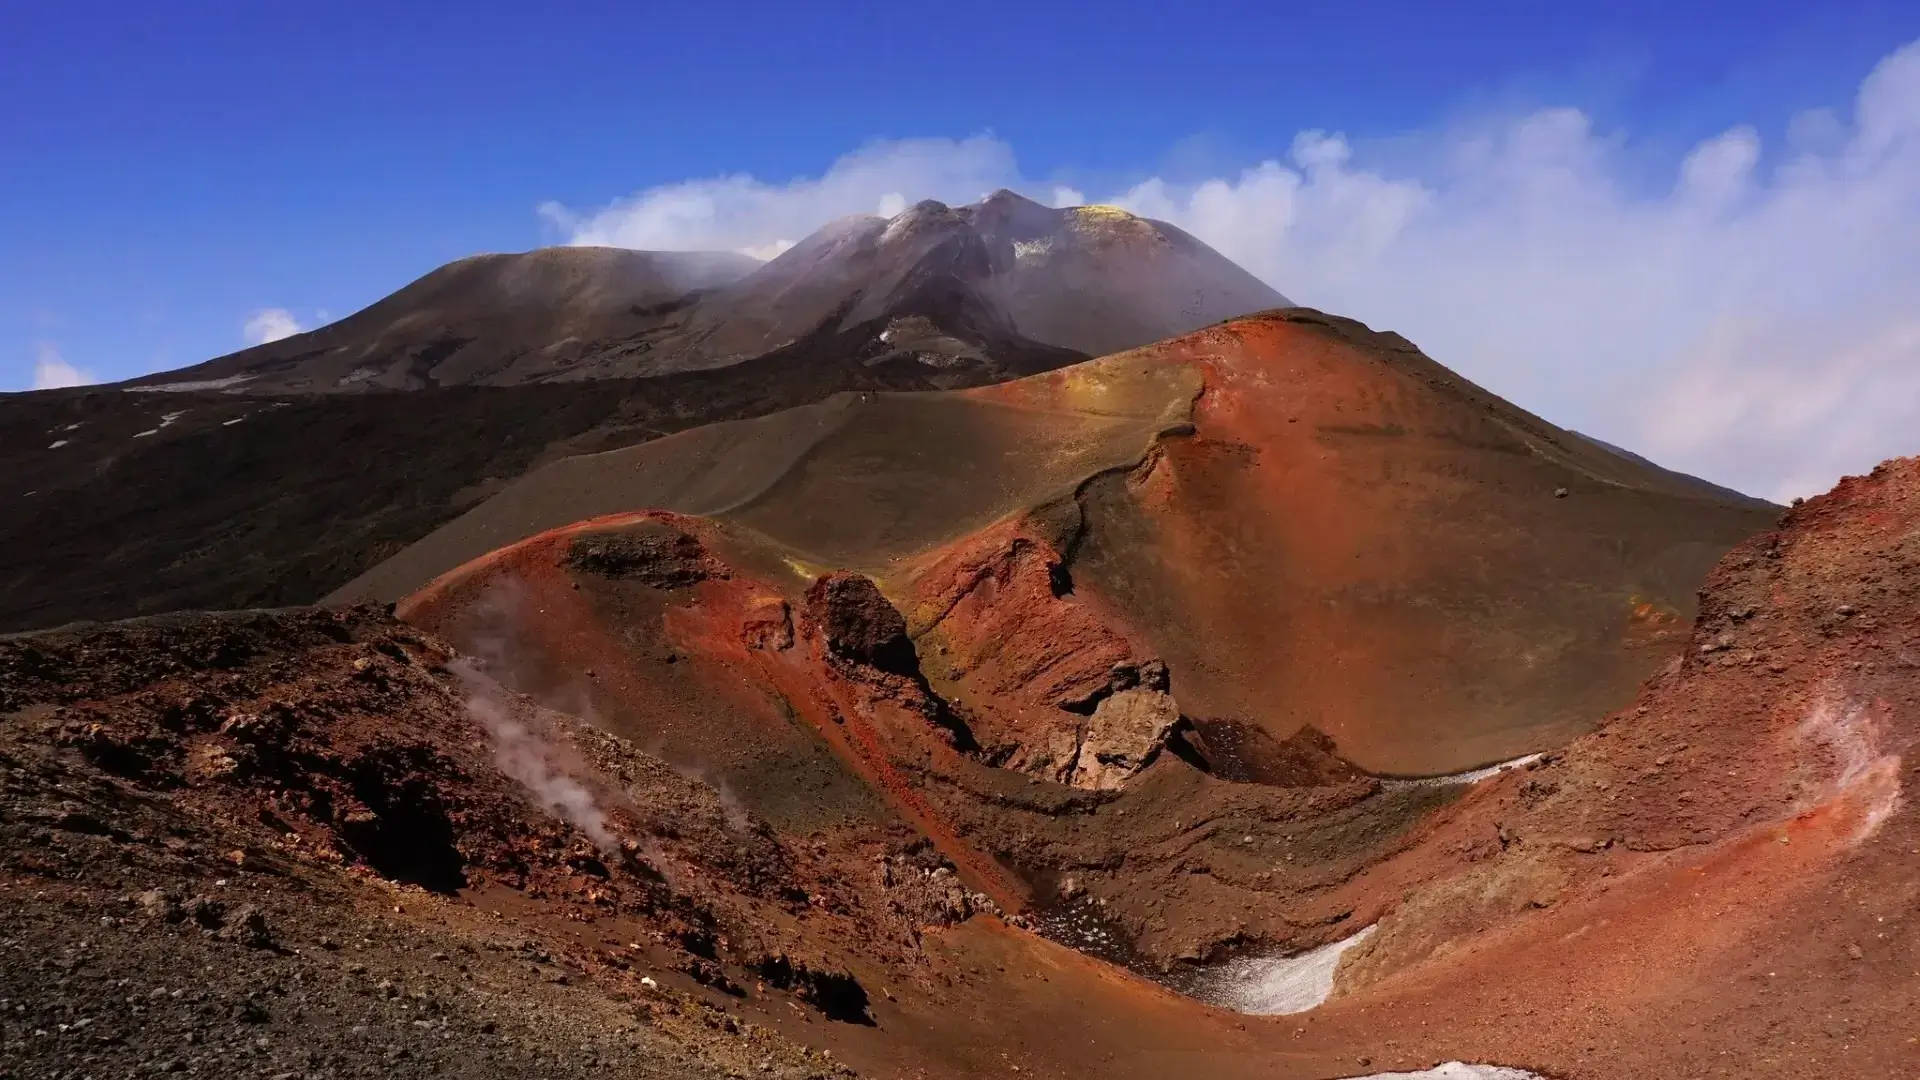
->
[122,190,1291,393]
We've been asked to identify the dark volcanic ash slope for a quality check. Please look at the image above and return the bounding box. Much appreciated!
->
[0,324,1075,635]
[970,192,1291,359]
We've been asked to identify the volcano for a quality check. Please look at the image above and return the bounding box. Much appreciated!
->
[124,191,1289,393]
[9,191,1906,1080]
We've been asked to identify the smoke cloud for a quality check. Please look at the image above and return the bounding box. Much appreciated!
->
[243,308,304,346]
[461,677,622,851]
[31,343,95,390]
[538,39,1920,503]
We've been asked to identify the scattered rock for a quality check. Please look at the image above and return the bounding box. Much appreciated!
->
[221,905,272,949]
[184,896,225,929]
[136,888,184,924]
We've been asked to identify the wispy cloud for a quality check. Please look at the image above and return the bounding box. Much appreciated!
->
[538,135,1023,260]
[539,39,1920,502]
[243,308,303,345]
[31,342,95,390]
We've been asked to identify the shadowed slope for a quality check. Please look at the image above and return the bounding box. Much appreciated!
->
[0,324,1080,634]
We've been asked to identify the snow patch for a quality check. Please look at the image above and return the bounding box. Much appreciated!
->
[1184,924,1376,1015]
[124,374,255,393]
[132,410,187,440]
[1013,238,1054,260]
[1382,754,1544,790]
[47,440,68,450]
[1344,1066,1545,1080]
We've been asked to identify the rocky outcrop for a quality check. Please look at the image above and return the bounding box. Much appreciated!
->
[804,571,918,676]
[904,520,1140,711]
[902,518,1182,781]
[1071,687,1182,790]
[563,523,720,587]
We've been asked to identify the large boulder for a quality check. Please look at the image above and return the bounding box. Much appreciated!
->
[804,572,918,676]
[1072,688,1181,790]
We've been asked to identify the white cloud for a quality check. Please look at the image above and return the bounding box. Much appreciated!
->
[31,343,95,390]
[738,239,795,262]
[1049,186,1086,208]
[243,308,303,345]
[538,135,1024,258]
[540,39,1920,502]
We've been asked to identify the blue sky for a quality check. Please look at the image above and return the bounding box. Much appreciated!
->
[5,1,1919,497]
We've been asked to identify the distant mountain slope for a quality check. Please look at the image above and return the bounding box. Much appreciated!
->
[124,247,763,393]
[125,191,1290,393]
[1569,429,1775,509]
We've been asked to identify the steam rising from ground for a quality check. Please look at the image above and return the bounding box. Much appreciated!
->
[1798,690,1904,845]
[541,38,1920,503]
[445,573,757,847]
[242,308,303,346]
[452,659,621,852]
[31,343,95,390]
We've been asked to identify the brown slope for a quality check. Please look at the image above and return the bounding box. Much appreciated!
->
[368,435,1917,1080]
[7,467,1907,1078]
[343,308,1774,776]
[1252,455,1920,1078]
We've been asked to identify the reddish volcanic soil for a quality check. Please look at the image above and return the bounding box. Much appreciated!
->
[2,454,1917,1077]
[13,312,1919,1079]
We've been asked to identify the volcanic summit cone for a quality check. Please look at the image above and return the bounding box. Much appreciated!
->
[127,191,1288,395]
